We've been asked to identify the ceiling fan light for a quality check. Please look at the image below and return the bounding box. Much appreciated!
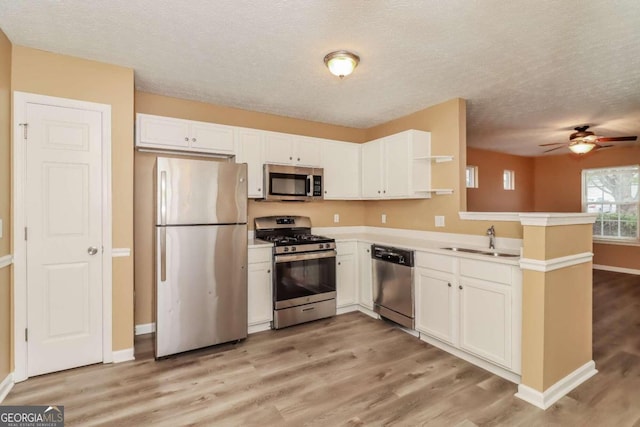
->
[324,50,359,78]
[568,140,596,154]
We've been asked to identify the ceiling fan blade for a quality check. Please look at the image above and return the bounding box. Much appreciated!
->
[596,136,638,142]
[539,142,565,147]
[544,146,566,153]
[595,144,615,150]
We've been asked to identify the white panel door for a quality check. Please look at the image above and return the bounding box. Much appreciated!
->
[236,128,265,198]
[264,132,294,165]
[247,261,272,326]
[25,103,103,376]
[361,139,383,198]
[384,133,410,197]
[415,268,455,344]
[322,141,361,199]
[295,136,322,167]
[357,242,373,309]
[336,253,357,308]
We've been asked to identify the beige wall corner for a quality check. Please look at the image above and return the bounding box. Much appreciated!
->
[12,45,135,352]
[518,214,597,408]
[0,28,13,382]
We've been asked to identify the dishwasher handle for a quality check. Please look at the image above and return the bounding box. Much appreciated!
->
[371,244,414,267]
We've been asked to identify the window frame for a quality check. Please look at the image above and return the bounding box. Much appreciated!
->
[466,165,478,188]
[503,170,515,191]
[581,165,639,243]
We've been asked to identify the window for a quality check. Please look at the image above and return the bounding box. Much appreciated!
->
[582,165,639,241]
[503,170,515,190]
[466,166,478,188]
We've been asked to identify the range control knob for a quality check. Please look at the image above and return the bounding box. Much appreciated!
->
[291,247,297,252]
[318,244,324,249]
[284,247,290,252]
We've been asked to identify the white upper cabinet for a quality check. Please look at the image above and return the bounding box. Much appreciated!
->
[263,132,322,167]
[136,113,236,155]
[361,130,452,199]
[235,128,265,198]
[322,141,361,199]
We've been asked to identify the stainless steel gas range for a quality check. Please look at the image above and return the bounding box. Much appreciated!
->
[254,216,337,329]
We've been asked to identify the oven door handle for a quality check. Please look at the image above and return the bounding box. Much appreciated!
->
[275,250,336,263]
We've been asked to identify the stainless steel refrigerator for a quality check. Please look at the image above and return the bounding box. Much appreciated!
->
[155,157,248,358]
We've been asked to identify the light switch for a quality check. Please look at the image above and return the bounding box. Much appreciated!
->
[333,214,340,223]
[435,216,445,227]
[381,214,387,224]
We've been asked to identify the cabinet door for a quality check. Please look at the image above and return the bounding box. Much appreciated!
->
[236,129,265,198]
[190,122,235,154]
[322,141,361,199]
[459,278,512,368]
[295,137,322,167]
[248,261,272,326]
[264,132,294,165]
[137,114,190,148]
[361,139,384,198]
[357,242,373,309]
[336,253,357,308]
[384,133,410,197]
[415,268,455,344]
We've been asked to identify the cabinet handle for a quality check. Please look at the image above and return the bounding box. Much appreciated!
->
[378,190,381,194]
[338,262,341,265]
[258,188,261,191]
[289,156,293,160]
[192,138,196,142]
[448,283,451,287]
[267,269,271,273]
[366,249,370,253]
[297,157,300,161]
[383,190,386,194]
[459,285,463,290]
[184,137,189,142]
[324,190,327,194]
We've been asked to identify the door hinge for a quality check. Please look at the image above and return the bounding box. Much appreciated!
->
[24,227,27,241]
[25,328,28,342]
[19,123,28,140]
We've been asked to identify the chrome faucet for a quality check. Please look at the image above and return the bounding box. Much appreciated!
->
[486,225,496,249]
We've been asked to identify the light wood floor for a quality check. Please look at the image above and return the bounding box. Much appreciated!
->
[5,270,640,426]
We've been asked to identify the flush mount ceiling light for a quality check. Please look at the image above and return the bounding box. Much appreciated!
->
[324,50,360,78]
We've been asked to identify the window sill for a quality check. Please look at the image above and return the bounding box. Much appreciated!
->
[593,239,640,247]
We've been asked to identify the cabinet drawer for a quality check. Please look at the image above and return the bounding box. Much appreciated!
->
[336,241,357,255]
[460,259,512,285]
[248,247,272,264]
[416,252,455,273]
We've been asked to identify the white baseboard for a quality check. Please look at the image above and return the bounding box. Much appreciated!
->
[0,372,14,403]
[337,304,359,315]
[135,322,155,335]
[593,264,640,276]
[111,348,135,363]
[419,333,521,384]
[248,322,272,334]
[357,305,379,319]
[515,360,597,410]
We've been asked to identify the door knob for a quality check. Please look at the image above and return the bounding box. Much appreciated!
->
[88,246,98,255]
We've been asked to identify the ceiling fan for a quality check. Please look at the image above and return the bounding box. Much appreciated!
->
[539,126,638,154]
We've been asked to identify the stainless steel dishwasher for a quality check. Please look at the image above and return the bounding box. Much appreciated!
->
[371,244,415,328]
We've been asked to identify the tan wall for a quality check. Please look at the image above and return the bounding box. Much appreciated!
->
[466,148,534,212]
[521,223,593,392]
[533,146,640,270]
[12,46,135,351]
[0,28,12,381]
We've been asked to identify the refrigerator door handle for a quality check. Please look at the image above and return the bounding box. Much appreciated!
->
[160,170,167,226]
[160,227,167,282]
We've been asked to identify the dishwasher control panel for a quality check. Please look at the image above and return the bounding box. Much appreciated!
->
[371,244,414,267]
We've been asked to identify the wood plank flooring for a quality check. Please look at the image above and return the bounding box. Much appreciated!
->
[5,269,640,426]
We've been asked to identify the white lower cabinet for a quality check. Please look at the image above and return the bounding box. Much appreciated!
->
[247,247,272,332]
[415,268,455,345]
[459,277,512,368]
[415,252,521,375]
[357,242,373,309]
[336,242,358,309]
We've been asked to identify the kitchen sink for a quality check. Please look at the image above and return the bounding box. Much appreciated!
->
[441,247,519,258]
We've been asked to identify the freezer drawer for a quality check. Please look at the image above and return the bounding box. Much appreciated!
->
[155,224,247,358]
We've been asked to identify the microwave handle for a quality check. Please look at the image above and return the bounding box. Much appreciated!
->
[306,175,312,196]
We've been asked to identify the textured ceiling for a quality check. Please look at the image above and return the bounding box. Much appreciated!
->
[1,0,639,156]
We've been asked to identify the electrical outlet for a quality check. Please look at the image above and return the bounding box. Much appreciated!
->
[333,214,340,223]
[381,214,387,224]
[435,216,445,227]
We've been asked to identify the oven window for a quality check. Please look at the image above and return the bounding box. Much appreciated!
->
[275,256,336,301]
[270,173,307,196]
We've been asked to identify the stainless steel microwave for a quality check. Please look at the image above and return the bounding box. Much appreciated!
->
[263,164,323,201]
